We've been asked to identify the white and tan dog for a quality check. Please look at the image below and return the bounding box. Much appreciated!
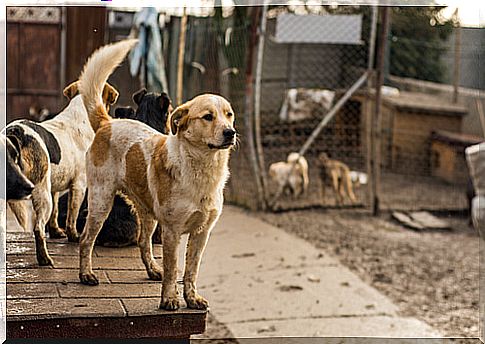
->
[269,152,309,197]
[77,40,236,311]
[5,81,118,266]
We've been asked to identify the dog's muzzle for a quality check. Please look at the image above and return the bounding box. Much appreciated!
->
[208,128,236,149]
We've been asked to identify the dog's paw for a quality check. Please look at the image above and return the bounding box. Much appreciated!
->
[160,295,180,311]
[147,265,163,281]
[49,227,67,239]
[79,272,99,286]
[37,254,54,266]
[185,293,209,310]
[67,232,79,243]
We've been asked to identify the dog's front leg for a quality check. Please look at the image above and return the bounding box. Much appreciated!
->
[183,228,211,310]
[160,227,181,310]
[66,180,86,242]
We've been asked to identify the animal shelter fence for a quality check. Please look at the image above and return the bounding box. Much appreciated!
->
[124,5,483,213]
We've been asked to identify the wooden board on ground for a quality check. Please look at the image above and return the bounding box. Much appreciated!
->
[392,211,450,230]
[6,230,207,340]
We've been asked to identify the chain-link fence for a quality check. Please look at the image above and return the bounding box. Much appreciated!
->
[120,5,484,213]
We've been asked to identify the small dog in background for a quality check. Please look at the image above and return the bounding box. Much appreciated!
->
[269,152,309,198]
[317,152,357,206]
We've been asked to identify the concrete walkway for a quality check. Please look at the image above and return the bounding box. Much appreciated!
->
[190,205,441,338]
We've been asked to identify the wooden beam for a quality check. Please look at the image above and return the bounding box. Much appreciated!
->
[371,6,391,216]
[176,7,188,105]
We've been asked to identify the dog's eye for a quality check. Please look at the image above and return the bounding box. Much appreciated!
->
[227,112,233,117]
[202,113,213,121]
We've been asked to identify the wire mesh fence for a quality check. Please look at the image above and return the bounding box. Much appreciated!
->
[134,5,484,213]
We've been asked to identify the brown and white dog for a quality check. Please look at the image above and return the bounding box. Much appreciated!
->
[317,152,357,205]
[77,40,236,311]
[5,81,118,266]
[268,152,309,198]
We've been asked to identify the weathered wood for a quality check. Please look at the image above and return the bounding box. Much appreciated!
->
[371,7,390,216]
[176,8,188,105]
[6,230,206,339]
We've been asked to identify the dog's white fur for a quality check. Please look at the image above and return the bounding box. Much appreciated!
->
[77,40,236,311]
[6,84,117,265]
[268,152,309,197]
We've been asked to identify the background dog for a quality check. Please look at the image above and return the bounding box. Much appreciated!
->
[77,40,236,312]
[54,88,171,247]
[3,136,34,201]
[5,81,118,266]
[317,152,357,206]
[268,152,309,198]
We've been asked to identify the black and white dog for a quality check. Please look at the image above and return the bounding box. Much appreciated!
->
[54,88,171,247]
[5,81,119,265]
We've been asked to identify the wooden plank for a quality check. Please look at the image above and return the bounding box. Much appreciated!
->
[8,314,204,339]
[7,298,125,321]
[7,269,109,284]
[7,255,152,270]
[7,283,59,299]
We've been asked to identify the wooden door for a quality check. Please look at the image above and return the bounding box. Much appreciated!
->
[7,7,63,122]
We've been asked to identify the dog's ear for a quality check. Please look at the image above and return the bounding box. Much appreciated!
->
[6,135,22,164]
[169,103,190,135]
[63,81,79,100]
[157,93,171,113]
[133,88,148,106]
[102,83,119,105]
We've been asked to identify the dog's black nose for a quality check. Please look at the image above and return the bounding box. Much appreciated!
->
[223,128,236,139]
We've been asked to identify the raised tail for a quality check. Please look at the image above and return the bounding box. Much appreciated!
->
[78,39,138,132]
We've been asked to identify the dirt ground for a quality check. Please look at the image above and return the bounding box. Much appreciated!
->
[251,207,480,337]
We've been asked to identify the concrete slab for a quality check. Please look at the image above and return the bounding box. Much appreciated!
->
[228,315,441,337]
[192,205,441,337]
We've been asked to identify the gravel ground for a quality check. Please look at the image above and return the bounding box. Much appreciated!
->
[252,208,480,337]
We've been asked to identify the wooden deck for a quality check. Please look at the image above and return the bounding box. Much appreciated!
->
[6,217,207,339]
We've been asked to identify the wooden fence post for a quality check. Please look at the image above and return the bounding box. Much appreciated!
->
[371,6,390,216]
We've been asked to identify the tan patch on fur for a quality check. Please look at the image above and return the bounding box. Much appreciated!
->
[151,137,173,207]
[89,105,111,133]
[90,124,112,167]
[124,143,152,210]
[185,211,208,233]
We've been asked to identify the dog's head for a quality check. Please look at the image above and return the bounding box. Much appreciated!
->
[170,94,236,150]
[63,81,119,112]
[318,152,329,164]
[131,88,172,134]
[4,135,34,201]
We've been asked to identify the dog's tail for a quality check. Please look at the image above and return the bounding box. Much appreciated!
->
[78,39,138,132]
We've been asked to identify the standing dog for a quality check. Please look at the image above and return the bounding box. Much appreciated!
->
[268,152,309,197]
[317,152,357,205]
[77,40,236,311]
[5,81,118,265]
[55,88,171,247]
